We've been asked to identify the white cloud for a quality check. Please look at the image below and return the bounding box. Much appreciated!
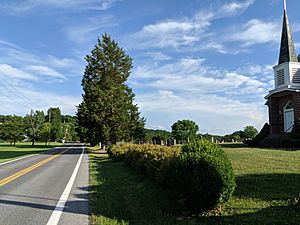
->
[0,64,37,81]
[0,87,81,116]
[144,52,172,61]
[125,0,255,50]
[131,57,269,134]
[24,65,67,80]
[65,15,118,44]
[228,19,281,46]
[136,90,266,135]
[0,0,121,13]
[132,58,266,96]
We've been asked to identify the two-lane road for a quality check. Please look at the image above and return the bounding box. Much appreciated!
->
[0,143,89,225]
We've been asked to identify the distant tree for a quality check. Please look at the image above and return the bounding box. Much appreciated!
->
[0,115,25,146]
[47,107,62,142]
[25,110,45,146]
[243,126,258,139]
[38,122,51,145]
[171,120,199,144]
[77,33,145,146]
[144,129,172,144]
[61,115,79,142]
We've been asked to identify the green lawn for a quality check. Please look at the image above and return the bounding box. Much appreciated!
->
[89,145,300,225]
[0,142,64,163]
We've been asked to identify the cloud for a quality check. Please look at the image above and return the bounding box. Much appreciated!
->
[0,86,81,116]
[24,65,67,80]
[125,0,255,50]
[0,64,37,81]
[0,0,121,13]
[65,15,118,44]
[132,58,266,97]
[136,90,266,135]
[228,19,281,46]
[130,57,269,134]
[144,52,172,61]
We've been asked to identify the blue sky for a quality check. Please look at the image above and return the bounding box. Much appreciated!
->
[0,0,299,135]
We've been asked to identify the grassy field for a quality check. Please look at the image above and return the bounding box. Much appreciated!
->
[0,142,64,163]
[89,144,300,225]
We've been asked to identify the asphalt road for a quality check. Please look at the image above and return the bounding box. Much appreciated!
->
[0,143,89,225]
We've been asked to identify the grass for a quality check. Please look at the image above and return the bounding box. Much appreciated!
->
[89,144,300,225]
[0,142,64,163]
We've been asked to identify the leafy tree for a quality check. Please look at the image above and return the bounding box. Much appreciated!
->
[38,122,51,145]
[0,115,25,145]
[243,126,258,139]
[61,115,79,142]
[47,107,62,142]
[144,129,172,144]
[25,110,45,146]
[77,34,145,146]
[171,120,199,144]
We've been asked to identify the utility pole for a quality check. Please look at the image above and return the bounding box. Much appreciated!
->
[48,111,51,145]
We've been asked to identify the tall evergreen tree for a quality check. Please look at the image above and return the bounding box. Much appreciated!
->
[77,34,145,146]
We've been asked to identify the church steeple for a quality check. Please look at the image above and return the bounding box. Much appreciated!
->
[278,0,298,64]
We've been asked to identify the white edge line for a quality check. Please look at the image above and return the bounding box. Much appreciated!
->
[46,145,85,225]
[0,147,61,166]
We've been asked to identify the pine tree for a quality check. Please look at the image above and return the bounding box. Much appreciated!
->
[77,34,145,146]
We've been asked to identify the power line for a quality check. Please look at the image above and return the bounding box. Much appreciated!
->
[0,74,42,109]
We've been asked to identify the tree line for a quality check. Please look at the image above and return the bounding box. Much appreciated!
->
[0,107,78,146]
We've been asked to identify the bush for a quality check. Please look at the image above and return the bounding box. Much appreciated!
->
[182,139,224,156]
[108,141,236,213]
[175,140,236,212]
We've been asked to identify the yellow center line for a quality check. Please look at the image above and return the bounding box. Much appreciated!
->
[0,148,70,187]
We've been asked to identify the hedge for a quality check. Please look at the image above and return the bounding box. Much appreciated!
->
[108,140,235,213]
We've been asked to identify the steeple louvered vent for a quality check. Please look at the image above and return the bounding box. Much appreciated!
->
[277,69,285,86]
[292,68,300,83]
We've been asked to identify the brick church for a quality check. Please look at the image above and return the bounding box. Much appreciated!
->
[262,2,300,146]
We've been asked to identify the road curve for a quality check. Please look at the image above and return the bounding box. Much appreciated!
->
[0,143,89,225]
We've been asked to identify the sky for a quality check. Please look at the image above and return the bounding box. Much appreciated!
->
[0,0,299,135]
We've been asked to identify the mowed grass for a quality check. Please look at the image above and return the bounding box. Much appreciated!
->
[0,142,64,163]
[89,144,300,225]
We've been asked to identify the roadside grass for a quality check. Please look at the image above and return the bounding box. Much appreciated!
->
[0,142,64,163]
[89,145,300,225]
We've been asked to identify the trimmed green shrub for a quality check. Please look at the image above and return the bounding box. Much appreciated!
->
[171,152,235,212]
[182,139,224,156]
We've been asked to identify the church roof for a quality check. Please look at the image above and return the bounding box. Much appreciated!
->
[278,9,298,64]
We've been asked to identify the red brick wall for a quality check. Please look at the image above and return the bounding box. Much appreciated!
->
[268,93,293,134]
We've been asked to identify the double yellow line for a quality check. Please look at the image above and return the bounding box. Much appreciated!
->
[0,148,69,187]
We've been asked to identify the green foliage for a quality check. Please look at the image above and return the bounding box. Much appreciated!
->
[243,123,270,147]
[182,139,224,155]
[108,144,180,180]
[61,116,79,142]
[37,122,51,144]
[77,33,145,146]
[173,140,235,212]
[171,120,199,144]
[109,142,235,213]
[243,126,258,139]
[144,129,172,144]
[47,107,62,142]
[25,110,45,146]
[0,115,25,145]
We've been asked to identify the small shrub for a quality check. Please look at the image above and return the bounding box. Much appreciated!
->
[172,140,236,212]
[182,139,224,156]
